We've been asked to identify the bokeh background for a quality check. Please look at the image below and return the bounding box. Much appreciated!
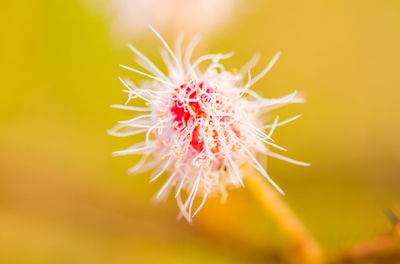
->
[2,0,400,263]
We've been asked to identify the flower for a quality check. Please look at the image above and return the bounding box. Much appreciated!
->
[109,26,309,222]
[82,0,239,41]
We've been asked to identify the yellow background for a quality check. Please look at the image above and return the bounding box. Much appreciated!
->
[1,0,400,263]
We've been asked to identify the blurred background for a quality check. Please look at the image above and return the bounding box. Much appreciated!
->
[1,0,400,263]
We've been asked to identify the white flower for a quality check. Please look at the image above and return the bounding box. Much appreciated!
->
[110,26,309,222]
[82,0,239,41]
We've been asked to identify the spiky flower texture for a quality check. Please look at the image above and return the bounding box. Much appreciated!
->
[110,26,309,222]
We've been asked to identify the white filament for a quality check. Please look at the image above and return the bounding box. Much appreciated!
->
[109,26,307,221]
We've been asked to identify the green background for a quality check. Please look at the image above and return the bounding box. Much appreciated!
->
[1,0,400,263]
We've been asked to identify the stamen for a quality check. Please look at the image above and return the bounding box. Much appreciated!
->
[111,31,307,221]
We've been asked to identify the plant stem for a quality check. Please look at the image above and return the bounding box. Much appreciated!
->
[243,165,325,264]
[334,212,400,263]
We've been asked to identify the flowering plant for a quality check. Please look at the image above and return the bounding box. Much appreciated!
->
[110,26,308,222]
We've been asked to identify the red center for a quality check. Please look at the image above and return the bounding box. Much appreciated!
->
[170,81,214,153]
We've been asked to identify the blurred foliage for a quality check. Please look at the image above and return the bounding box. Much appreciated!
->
[1,0,400,263]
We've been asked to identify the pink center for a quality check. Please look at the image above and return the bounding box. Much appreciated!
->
[170,81,216,153]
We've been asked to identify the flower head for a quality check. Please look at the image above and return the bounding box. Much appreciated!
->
[82,0,238,40]
[110,26,308,222]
